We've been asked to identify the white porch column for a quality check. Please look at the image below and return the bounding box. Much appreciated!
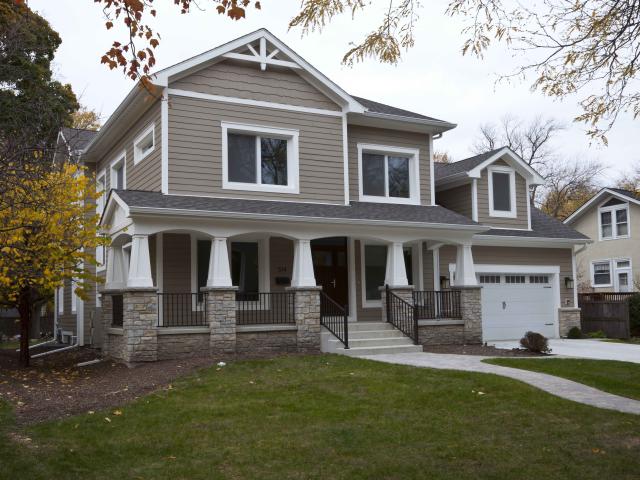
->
[291,239,316,288]
[105,246,127,289]
[127,234,154,288]
[455,243,478,286]
[384,242,409,286]
[206,237,232,287]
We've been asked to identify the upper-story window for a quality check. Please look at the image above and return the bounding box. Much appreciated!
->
[221,122,299,194]
[133,124,155,164]
[110,152,126,190]
[488,165,516,218]
[357,144,420,205]
[599,198,629,240]
[96,171,106,272]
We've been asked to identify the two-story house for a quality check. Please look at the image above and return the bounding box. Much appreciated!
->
[53,29,589,362]
[564,188,640,292]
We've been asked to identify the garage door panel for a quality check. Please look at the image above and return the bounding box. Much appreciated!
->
[479,272,557,341]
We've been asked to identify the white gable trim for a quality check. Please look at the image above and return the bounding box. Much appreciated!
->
[467,147,545,185]
[101,191,131,228]
[153,29,364,114]
[564,188,640,224]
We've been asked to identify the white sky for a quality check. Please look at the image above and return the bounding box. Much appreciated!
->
[30,0,639,185]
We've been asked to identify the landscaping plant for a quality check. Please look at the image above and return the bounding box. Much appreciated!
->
[519,331,551,353]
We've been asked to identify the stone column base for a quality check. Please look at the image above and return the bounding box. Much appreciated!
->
[453,286,483,344]
[203,287,238,355]
[122,288,158,363]
[558,307,581,337]
[287,286,321,353]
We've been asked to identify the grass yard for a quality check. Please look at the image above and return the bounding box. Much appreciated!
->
[2,354,640,480]
[485,358,640,401]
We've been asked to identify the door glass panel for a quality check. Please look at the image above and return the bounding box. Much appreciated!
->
[362,153,385,196]
[312,250,332,267]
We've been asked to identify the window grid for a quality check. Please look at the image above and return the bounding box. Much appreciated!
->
[505,275,526,284]
[479,275,501,284]
[529,275,549,284]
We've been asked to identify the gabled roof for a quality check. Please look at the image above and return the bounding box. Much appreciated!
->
[435,146,545,186]
[564,187,640,224]
[480,207,589,241]
[59,128,98,153]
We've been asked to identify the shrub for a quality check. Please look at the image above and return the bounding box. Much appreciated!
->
[587,330,606,339]
[567,326,582,339]
[520,331,551,353]
[629,294,640,337]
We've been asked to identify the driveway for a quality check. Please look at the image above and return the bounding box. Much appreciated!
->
[490,339,640,364]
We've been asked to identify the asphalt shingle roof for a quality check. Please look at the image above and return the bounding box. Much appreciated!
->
[351,95,450,123]
[607,187,640,202]
[479,208,589,240]
[434,147,507,180]
[61,128,98,152]
[113,190,479,226]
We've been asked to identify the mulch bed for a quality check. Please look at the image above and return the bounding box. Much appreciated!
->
[424,344,549,357]
[0,347,274,425]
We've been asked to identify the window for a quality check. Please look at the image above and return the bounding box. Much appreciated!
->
[488,166,516,217]
[57,286,64,314]
[96,171,106,213]
[479,275,501,284]
[358,144,419,204]
[222,123,299,194]
[363,244,387,303]
[403,246,413,286]
[133,124,155,164]
[598,201,629,240]
[231,242,260,300]
[592,261,611,286]
[110,153,126,190]
[505,275,526,284]
[529,275,550,284]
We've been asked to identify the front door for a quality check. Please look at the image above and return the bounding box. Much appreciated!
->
[311,237,349,310]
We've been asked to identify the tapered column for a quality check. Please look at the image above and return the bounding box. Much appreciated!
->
[455,243,477,286]
[206,237,232,287]
[105,246,127,290]
[127,235,154,288]
[291,239,316,288]
[384,242,409,286]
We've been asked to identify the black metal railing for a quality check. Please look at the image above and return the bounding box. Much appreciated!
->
[111,294,123,327]
[413,290,462,319]
[385,286,419,344]
[158,293,207,327]
[320,292,349,349]
[236,291,295,325]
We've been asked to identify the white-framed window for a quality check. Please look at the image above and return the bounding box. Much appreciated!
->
[591,260,612,287]
[71,279,77,313]
[479,275,501,284]
[133,124,155,164]
[357,144,420,205]
[598,200,629,240]
[57,286,64,314]
[221,122,299,194]
[110,152,126,190]
[488,165,517,218]
[96,171,107,273]
[361,243,388,307]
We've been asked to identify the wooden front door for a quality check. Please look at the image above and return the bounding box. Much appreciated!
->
[311,237,349,311]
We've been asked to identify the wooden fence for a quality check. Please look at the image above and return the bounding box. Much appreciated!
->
[578,294,633,339]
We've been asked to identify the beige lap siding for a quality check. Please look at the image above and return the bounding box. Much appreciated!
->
[437,245,575,307]
[476,160,529,229]
[170,60,341,111]
[348,125,432,206]
[436,183,473,219]
[94,101,162,192]
[167,95,345,203]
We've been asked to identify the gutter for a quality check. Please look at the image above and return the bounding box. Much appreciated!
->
[360,111,457,131]
[127,205,489,233]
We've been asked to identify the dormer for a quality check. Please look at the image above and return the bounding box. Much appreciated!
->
[434,147,545,230]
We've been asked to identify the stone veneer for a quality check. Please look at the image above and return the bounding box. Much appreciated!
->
[418,321,465,345]
[203,287,238,355]
[157,330,210,360]
[236,328,298,355]
[453,286,483,344]
[288,287,322,353]
[122,288,158,363]
[558,307,581,337]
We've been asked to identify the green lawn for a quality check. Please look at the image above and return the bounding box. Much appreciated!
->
[485,358,640,401]
[2,355,640,480]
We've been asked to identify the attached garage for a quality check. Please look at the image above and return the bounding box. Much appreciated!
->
[475,267,560,341]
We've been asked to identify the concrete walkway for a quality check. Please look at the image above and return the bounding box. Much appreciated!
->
[491,339,640,364]
[362,352,640,415]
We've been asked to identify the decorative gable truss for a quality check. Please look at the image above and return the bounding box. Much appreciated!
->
[223,36,300,72]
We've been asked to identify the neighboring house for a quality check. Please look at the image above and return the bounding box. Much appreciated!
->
[564,188,640,293]
[56,29,588,361]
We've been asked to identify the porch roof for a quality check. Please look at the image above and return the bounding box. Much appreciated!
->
[111,190,484,230]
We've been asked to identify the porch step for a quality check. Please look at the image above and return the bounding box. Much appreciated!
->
[321,322,423,356]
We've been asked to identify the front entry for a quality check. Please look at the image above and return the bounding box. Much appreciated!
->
[311,237,349,312]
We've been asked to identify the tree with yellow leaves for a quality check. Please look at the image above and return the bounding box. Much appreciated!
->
[0,163,107,366]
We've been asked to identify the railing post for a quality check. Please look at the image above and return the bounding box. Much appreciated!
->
[343,304,349,349]
[413,301,419,345]
[385,284,390,323]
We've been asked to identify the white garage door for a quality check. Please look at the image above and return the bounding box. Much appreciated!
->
[479,273,557,341]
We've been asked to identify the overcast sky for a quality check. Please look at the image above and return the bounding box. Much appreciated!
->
[30,0,639,184]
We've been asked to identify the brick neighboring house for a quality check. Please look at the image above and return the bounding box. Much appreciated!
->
[56,29,588,363]
[564,188,640,293]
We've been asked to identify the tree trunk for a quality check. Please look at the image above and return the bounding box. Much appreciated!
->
[17,288,31,368]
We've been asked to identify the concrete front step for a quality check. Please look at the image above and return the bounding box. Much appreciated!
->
[322,322,422,355]
[337,344,424,356]
[347,322,394,332]
[329,336,415,348]
[347,329,406,339]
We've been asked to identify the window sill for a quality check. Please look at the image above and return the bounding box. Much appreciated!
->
[359,195,419,205]
[489,210,517,218]
[222,181,299,195]
[133,148,154,165]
